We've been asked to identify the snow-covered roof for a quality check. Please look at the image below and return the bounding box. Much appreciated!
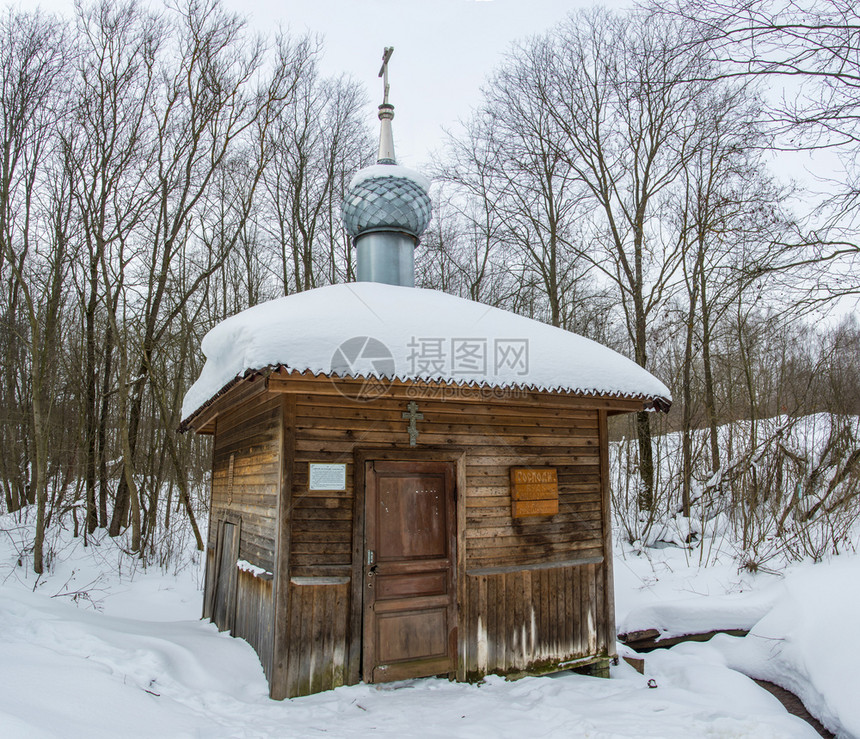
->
[181,283,671,424]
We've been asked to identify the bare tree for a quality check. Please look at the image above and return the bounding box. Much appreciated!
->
[534,9,715,507]
[436,62,595,329]
[0,8,74,571]
[105,0,311,548]
[672,81,796,514]
[65,0,165,535]
[260,50,370,295]
[656,0,860,300]
[431,121,526,306]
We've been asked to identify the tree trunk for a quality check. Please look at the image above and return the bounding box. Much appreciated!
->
[699,270,720,473]
[681,314,695,518]
[636,410,655,511]
[108,365,145,538]
[84,261,98,534]
[32,370,48,574]
[97,324,114,529]
[633,291,655,511]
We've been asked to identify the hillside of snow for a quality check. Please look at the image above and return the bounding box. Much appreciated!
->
[615,541,860,737]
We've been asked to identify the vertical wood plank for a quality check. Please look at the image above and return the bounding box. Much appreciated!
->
[456,452,468,682]
[595,565,605,655]
[574,565,583,657]
[541,567,550,657]
[333,583,348,688]
[226,522,241,633]
[347,455,367,685]
[486,573,496,672]
[309,586,324,694]
[513,570,523,669]
[588,563,597,653]
[542,568,551,658]
[464,575,477,678]
[498,572,506,672]
[598,409,616,658]
[264,581,274,678]
[513,571,522,671]
[522,569,532,664]
[286,585,301,698]
[320,585,335,691]
[299,586,314,695]
[479,575,489,674]
[558,565,567,657]
[270,395,296,699]
[566,566,573,657]
[583,565,591,656]
[202,547,215,620]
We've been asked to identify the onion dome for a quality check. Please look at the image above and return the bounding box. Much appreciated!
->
[342,162,432,240]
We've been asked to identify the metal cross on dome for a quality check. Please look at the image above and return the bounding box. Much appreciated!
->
[402,400,423,447]
[379,47,393,106]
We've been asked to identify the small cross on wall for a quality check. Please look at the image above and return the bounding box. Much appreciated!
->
[401,401,424,447]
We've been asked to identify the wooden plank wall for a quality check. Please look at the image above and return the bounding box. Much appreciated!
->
[279,386,612,694]
[284,578,350,696]
[275,394,359,696]
[209,392,281,571]
[462,563,603,679]
[234,569,275,680]
[206,391,282,677]
[288,391,604,569]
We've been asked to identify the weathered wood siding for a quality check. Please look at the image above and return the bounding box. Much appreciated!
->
[209,393,281,571]
[284,577,350,696]
[462,563,604,679]
[233,569,275,679]
[196,373,626,697]
[204,391,282,679]
[277,384,614,693]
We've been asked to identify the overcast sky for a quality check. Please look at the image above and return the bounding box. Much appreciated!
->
[245,0,636,166]
[33,0,634,167]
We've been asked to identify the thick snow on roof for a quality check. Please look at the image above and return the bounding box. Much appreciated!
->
[181,283,671,422]
[349,163,431,192]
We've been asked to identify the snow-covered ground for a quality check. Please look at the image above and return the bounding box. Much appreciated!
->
[4,509,856,738]
[616,540,860,738]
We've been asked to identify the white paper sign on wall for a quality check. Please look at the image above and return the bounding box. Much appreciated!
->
[309,463,347,491]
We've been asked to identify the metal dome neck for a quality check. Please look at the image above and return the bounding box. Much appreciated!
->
[377,103,396,165]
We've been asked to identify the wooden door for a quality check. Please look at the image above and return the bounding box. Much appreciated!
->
[214,521,239,631]
[363,460,457,683]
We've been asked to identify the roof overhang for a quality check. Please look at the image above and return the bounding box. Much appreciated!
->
[179,366,671,435]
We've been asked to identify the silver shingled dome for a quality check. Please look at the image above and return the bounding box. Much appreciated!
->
[342,171,432,240]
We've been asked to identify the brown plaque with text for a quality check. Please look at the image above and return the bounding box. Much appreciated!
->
[510,467,558,518]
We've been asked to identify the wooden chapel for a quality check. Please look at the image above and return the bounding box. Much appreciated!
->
[179,49,671,700]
